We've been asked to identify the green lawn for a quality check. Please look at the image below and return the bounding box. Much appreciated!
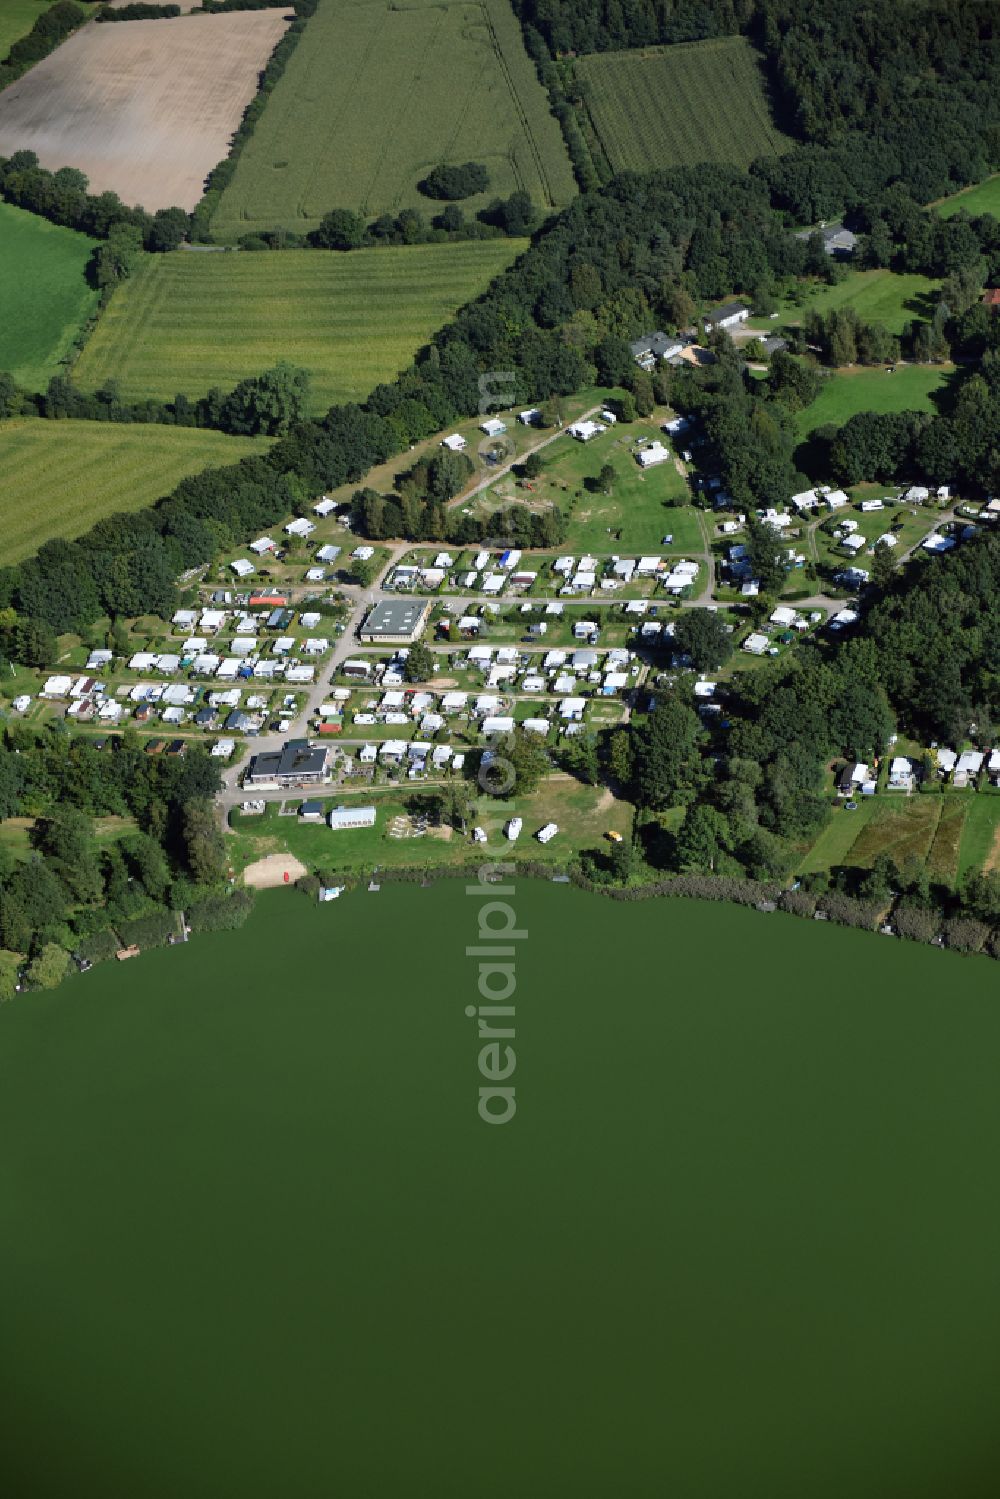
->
[73,242,525,414]
[575,36,790,175]
[767,270,941,337]
[796,364,953,435]
[957,794,1000,880]
[0,200,99,392]
[473,415,697,552]
[812,497,933,572]
[0,419,271,561]
[936,175,1000,219]
[229,776,632,877]
[210,0,575,239]
[0,0,58,56]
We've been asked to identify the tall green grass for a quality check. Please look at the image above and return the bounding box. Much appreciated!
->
[0,419,270,560]
[210,0,575,241]
[576,36,791,176]
[0,201,98,392]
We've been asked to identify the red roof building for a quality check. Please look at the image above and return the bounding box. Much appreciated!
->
[983,288,1000,309]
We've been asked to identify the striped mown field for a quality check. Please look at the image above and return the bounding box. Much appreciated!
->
[576,36,791,175]
[73,241,526,414]
[209,0,576,240]
[0,420,270,562]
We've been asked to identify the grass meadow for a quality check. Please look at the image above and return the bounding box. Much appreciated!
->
[210,0,575,240]
[0,201,99,392]
[73,241,525,414]
[795,363,953,435]
[957,794,1000,880]
[228,777,632,876]
[769,269,941,337]
[936,174,1000,219]
[0,419,270,560]
[575,37,791,175]
[472,415,697,552]
[0,0,58,56]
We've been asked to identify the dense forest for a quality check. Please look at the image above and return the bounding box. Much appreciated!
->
[0,725,254,997]
[519,0,1000,211]
[590,523,1000,951]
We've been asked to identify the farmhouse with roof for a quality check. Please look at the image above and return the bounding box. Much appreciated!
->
[629,331,685,370]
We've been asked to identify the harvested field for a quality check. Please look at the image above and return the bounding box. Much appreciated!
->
[0,11,290,211]
[73,240,525,413]
[210,0,576,240]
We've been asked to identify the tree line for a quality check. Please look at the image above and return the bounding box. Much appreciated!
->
[189,0,320,241]
[0,363,311,439]
[97,4,181,19]
[0,1,94,91]
[0,152,188,251]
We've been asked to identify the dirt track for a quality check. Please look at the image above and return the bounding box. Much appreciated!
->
[0,11,290,211]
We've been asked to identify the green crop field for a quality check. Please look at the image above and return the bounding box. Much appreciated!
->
[936,174,1000,219]
[575,37,791,175]
[209,0,575,241]
[73,241,524,414]
[796,364,954,435]
[0,420,270,561]
[0,201,99,392]
[0,0,58,57]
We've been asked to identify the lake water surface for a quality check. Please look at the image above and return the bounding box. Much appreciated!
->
[1,881,998,1498]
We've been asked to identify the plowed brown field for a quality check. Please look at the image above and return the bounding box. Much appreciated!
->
[0,10,290,211]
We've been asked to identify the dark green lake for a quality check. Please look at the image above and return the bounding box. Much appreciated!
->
[1,882,998,1498]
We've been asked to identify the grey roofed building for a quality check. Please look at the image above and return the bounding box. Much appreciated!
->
[629,330,684,369]
[358,597,431,643]
[225,710,252,733]
[760,335,788,356]
[795,222,858,257]
[245,738,329,787]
